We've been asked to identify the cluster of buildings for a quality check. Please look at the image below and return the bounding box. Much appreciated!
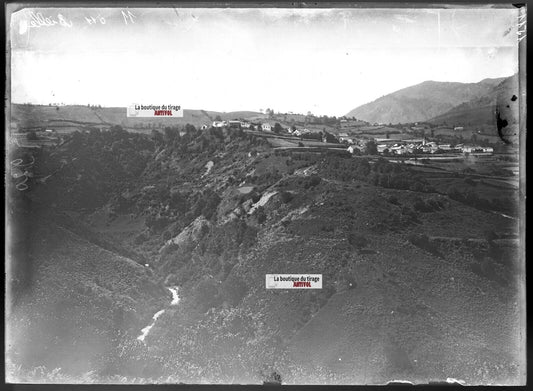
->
[374,138,456,155]
[210,120,313,135]
[338,132,355,144]
[205,120,495,156]
[211,120,247,129]
[346,137,493,156]
[460,145,494,154]
[211,120,269,131]
[289,128,311,136]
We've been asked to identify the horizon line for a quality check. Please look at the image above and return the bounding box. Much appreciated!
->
[10,72,516,116]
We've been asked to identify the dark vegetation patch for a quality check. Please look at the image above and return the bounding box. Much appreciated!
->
[468,241,519,287]
[347,232,369,250]
[412,196,447,213]
[316,155,435,193]
[277,174,322,191]
[284,218,339,237]
[407,233,443,258]
[447,186,517,216]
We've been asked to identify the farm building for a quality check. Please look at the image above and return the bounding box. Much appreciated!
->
[293,129,310,137]
[374,138,398,145]
[389,145,409,155]
[377,144,389,153]
[338,133,354,143]
[347,145,363,154]
[462,146,493,154]
[228,120,242,129]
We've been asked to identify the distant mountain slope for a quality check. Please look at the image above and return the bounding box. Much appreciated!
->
[345,78,505,124]
[429,74,519,127]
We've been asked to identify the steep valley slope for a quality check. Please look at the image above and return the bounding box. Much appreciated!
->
[6,125,523,384]
[6,205,168,379]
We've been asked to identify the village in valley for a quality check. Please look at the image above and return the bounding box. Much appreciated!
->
[11,106,500,158]
[208,117,496,157]
[9,102,517,198]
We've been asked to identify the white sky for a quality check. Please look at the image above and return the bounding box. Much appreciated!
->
[9,7,520,116]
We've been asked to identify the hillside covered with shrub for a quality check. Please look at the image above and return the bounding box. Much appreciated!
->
[6,122,522,384]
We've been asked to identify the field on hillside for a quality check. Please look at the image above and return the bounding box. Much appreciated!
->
[10,104,267,132]
[401,156,519,219]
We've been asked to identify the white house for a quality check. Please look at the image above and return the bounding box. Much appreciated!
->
[213,121,227,128]
[338,132,354,143]
[377,144,389,153]
[454,126,464,131]
[390,145,408,155]
[262,123,272,132]
[347,145,362,154]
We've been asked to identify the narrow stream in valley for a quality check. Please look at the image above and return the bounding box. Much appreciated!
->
[490,210,519,221]
[137,287,180,342]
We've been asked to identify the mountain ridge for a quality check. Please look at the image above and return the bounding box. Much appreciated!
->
[345,77,508,124]
[428,74,519,127]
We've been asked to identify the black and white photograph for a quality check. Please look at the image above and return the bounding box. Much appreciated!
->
[5,2,526,385]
